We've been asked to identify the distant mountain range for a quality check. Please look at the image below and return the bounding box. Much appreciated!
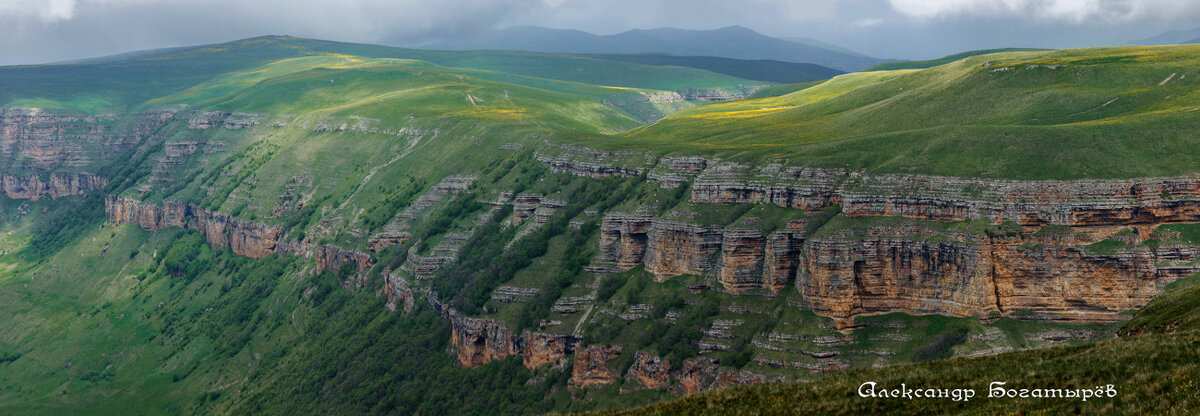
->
[426,25,889,72]
[587,54,842,84]
[1131,27,1200,45]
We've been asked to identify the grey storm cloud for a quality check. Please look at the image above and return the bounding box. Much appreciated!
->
[2,0,1200,65]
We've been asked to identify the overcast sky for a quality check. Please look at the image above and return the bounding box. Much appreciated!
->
[3,0,1200,65]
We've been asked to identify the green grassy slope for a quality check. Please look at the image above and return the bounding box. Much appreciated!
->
[600,45,1200,179]
[177,62,643,134]
[601,273,1200,416]
[865,48,1048,71]
[746,81,822,99]
[0,36,762,114]
[0,59,651,411]
[595,330,1200,415]
[1119,271,1200,336]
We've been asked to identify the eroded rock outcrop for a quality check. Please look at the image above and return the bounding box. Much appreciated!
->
[448,312,519,368]
[675,358,767,395]
[1,172,107,201]
[568,345,623,389]
[840,176,1200,227]
[105,195,281,258]
[431,295,580,369]
[690,164,846,210]
[535,142,651,179]
[598,214,655,271]
[688,160,1200,228]
[598,214,807,293]
[799,225,1179,329]
[367,174,476,252]
[643,221,723,281]
[0,107,176,172]
[383,268,415,313]
[315,244,374,286]
[520,332,580,370]
[625,351,671,391]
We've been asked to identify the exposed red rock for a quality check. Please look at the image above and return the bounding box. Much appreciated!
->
[315,244,374,282]
[624,351,671,391]
[800,225,1183,329]
[520,332,579,370]
[675,358,766,395]
[568,345,623,389]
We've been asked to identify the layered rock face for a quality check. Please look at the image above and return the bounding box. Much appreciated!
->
[557,149,1200,328]
[367,174,476,252]
[989,243,1161,322]
[690,164,845,210]
[642,221,723,281]
[367,231,409,252]
[105,195,281,258]
[0,107,176,201]
[382,269,416,313]
[446,311,519,368]
[597,210,1193,328]
[568,345,624,389]
[598,214,655,271]
[0,107,175,172]
[676,358,768,395]
[800,226,1179,328]
[535,142,651,179]
[598,214,807,293]
[625,351,671,390]
[800,234,1001,328]
[315,244,375,286]
[1,172,107,201]
[688,161,1200,228]
[431,296,580,370]
[538,152,1200,229]
[521,332,580,370]
[840,176,1200,227]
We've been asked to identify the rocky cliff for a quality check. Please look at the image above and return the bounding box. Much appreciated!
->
[537,151,1200,230]
[0,107,175,172]
[676,357,770,395]
[105,195,282,258]
[315,244,375,287]
[642,221,723,281]
[800,224,1178,329]
[568,345,624,389]
[598,214,807,293]
[596,209,1196,329]
[1,172,107,201]
[624,351,671,391]
[431,295,581,370]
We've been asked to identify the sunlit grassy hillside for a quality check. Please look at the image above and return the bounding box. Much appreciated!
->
[604,45,1200,179]
[0,36,762,115]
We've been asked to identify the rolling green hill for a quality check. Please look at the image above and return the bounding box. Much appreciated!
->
[864,48,1047,71]
[598,45,1200,179]
[0,35,764,115]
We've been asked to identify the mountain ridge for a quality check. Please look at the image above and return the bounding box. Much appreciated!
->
[426,25,888,71]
